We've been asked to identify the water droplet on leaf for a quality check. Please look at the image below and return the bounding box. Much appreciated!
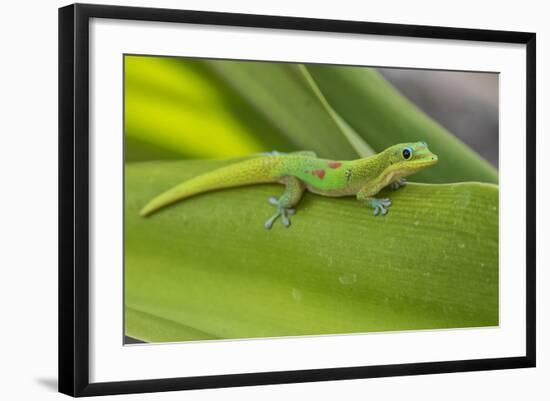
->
[339,273,357,285]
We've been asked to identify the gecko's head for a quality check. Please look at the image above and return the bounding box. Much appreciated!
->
[384,141,438,176]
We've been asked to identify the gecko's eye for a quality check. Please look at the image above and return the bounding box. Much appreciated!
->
[402,147,412,160]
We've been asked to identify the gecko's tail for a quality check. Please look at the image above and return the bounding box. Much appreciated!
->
[139,157,281,217]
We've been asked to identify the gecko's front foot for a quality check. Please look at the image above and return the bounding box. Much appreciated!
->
[389,178,407,190]
[264,196,296,229]
[368,198,392,216]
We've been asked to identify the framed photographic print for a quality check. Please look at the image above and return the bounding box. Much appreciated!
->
[58,3,536,397]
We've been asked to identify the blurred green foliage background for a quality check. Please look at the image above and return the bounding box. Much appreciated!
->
[124,55,499,343]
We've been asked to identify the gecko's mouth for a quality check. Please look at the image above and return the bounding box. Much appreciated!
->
[412,154,438,168]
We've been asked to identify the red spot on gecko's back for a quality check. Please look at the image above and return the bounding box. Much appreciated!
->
[328,161,342,169]
[313,169,326,179]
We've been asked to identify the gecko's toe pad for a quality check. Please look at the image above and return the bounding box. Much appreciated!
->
[264,202,296,229]
[370,198,392,216]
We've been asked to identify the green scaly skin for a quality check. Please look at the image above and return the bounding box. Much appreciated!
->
[139,142,438,229]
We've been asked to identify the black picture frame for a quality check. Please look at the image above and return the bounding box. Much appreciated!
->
[59,3,536,397]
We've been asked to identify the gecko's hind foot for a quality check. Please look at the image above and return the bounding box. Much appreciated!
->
[369,198,392,216]
[264,208,295,229]
[390,178,407,190]
[265,197,296,229]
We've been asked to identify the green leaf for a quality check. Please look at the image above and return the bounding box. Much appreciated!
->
[125,160,498,342]
[124,56,294,161]
[297,65,374,157]
[126,306,217,342]
[306,65,498,184]
[203,60,371,159]
[124,56,373,162]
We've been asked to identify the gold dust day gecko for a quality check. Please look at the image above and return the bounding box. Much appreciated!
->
[139,142,438,229]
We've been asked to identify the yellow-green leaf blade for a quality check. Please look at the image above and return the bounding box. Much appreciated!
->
[203,60,366,159]
[124,56,294,161]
